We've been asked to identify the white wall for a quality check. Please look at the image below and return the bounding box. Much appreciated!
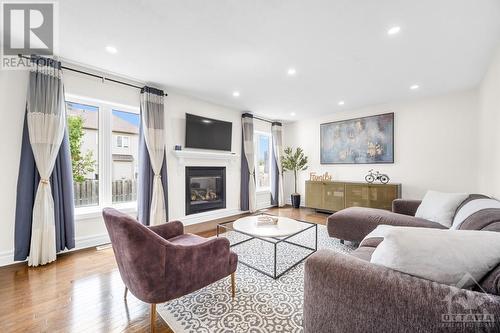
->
[478,45,500,199]
[282,90,480,201]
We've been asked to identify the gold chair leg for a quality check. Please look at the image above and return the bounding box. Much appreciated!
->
[150,303,156,333]
[231,272,236,298]
[124,287,128,299]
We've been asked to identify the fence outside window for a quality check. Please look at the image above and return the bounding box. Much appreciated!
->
[73,179,137,207]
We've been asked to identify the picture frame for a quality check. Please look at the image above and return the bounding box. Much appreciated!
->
[320,112,394,164]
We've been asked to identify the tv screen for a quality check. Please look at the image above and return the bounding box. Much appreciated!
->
[185,113,232,151]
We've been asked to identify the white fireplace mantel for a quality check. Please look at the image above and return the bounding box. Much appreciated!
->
[172,149,239,165]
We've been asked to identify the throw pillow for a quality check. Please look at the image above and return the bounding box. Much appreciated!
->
[451,198,500,229]
[415,190,468,227]
[370,226,500,288]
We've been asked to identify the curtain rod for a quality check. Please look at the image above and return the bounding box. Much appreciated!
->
[243,113,281,125]
[18,54,168,96]
[253,115,273,124]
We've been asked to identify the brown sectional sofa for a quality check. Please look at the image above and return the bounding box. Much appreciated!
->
[304,195,500,332]
[327,194,495,242]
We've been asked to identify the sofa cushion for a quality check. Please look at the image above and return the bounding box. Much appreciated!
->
[370,226,500,288]
[414,190,468,227]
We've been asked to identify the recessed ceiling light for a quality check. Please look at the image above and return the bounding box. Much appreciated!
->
[287,68,297,76]
[105,45,118,54]
[387,26,401,36]
[290,112,296,116]
[338,101,345,106]
[232,91,240,97]
[410,84,420,90]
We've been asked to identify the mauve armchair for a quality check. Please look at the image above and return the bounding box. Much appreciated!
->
[102,208,238,331]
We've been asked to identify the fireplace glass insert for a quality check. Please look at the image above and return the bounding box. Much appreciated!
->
[185,167,226,215]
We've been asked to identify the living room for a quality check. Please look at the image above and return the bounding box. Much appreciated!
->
[1,1,500,332]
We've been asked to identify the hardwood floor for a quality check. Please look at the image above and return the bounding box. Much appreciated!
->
[0,207,329,333]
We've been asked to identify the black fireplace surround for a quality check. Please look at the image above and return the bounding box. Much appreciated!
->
[185,167,226,215]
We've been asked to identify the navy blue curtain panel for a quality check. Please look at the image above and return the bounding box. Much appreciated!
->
[14,115,75,261]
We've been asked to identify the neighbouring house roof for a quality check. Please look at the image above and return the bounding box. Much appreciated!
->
[113,154,134,162]
[67,107,139,135]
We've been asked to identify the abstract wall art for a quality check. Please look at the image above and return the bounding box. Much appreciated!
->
[320,113,394,164]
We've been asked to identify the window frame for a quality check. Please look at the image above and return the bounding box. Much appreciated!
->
[65,94,140,220]
[116,134,130,148]
[254,130,273,192]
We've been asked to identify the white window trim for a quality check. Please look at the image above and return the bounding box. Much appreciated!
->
[254,130,272,193]
[66,93,140,220]
[116,135,130,148]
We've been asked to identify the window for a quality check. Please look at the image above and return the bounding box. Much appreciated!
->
[255,132,272,191]
[112,110,140,204]
[66,96,140,211]
[116,135,130,148]
[66,101,100,207]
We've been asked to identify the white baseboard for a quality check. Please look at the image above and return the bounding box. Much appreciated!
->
[75,233,110,249]
[0,233,110,268]
[179,208,245,226]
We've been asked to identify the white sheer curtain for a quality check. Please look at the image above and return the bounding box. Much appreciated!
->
[140,88,166,225]
[242,116,256,212]
[272,123,285,207]
[27,58,66,266]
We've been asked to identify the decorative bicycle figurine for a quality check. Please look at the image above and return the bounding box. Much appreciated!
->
[365,169,390,184]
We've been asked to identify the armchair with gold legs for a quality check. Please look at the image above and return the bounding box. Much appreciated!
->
[103,208,238,332]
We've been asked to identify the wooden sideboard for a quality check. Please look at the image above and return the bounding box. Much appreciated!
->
[305,180,402,212]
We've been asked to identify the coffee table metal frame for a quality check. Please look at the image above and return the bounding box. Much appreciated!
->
[216,214,318,279]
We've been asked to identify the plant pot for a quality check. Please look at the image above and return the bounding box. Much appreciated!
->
[291,194,301,208]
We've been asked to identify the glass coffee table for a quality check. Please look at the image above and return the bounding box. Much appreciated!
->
[217,214,317,279]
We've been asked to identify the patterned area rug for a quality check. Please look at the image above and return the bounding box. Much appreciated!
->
[157,224,354,333]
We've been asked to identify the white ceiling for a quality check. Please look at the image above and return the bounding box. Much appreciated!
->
[59,0,500,120]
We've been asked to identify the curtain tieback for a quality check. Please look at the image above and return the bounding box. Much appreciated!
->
[154,174,162,179]
[40,178,50,185]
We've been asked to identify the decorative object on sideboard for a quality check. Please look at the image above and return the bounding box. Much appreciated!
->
[365,169,390,184]
[320,113,394,164]
[281,147,309,209]
[309,172,333,182]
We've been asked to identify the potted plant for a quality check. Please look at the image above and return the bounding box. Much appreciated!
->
[281,147,308,208]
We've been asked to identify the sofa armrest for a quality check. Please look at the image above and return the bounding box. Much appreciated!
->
[304,249,500,333]
[163,237,237,299]
[148,220,184,240]
[392,199,421,216]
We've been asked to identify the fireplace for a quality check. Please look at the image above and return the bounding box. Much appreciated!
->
[185,167,226,215]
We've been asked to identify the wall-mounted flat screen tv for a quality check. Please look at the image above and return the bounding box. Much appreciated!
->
[185,113,232,151]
